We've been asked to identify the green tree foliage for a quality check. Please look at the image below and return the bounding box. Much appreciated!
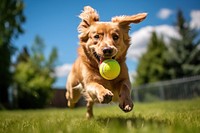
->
[0,0,25,108]
[165,10,200,78]
[14,36,58,109]
[134,32,168,86]
[134,10,200,86]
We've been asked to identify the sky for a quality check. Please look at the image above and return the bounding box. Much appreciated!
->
[14,0,200,88]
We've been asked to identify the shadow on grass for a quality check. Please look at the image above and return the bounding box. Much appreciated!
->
[95,115,170,129]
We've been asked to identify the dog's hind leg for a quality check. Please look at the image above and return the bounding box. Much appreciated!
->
[86,101,94,119]
[66,83,82,108]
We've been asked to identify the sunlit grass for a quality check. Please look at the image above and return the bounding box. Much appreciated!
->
[0,98,200,133]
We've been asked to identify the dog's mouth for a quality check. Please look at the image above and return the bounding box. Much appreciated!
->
[93,52,115,64]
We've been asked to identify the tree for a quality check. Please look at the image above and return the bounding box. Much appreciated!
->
[134,32,168,86]
[16,46,29,62]
[0,0,25,108]
[165,10,200,79]
[14,36,58,109]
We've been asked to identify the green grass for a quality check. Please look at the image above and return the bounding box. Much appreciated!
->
[0,98,200,133]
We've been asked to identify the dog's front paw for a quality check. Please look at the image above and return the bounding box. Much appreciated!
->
[98,90,113,104]
[119,98,133,112]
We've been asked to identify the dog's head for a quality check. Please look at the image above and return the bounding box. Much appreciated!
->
[78,6,147,65]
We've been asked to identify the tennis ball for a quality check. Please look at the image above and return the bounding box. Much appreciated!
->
[99,59,121,80]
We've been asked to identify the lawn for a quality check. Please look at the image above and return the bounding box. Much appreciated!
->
[0,98,200,133]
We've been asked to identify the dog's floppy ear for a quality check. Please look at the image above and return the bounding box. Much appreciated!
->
[78,6,99,42]
[112,13,147,30]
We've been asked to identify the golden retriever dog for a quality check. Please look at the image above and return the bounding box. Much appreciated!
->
[66,6,147,118]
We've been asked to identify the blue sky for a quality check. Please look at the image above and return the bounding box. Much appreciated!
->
[14,0,200,88]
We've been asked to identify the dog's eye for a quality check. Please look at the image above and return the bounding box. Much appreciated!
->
[94,35,100,39]
[113,35,119,41]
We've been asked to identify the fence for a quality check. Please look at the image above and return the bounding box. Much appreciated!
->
[131,75,200,102]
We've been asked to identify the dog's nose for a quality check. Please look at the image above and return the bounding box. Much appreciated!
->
[103,47,113,55]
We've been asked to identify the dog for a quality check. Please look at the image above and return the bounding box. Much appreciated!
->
[66,6,147,118]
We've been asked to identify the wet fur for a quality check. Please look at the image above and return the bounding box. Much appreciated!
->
[66,6,147,118]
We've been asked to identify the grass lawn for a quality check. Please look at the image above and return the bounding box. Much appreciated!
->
[0,98,200,133]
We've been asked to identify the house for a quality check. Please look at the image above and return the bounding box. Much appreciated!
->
[49,88,86,108]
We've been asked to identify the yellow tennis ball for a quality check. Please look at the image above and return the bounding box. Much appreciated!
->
[99,59,121,80]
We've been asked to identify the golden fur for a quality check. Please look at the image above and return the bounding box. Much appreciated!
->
[66,6,147,118]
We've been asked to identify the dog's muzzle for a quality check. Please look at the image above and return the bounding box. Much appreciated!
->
[93,47,116,64]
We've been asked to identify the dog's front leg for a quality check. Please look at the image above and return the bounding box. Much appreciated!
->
[85,83,113,118]
[86,82,113,104]
[118,81,133,112]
